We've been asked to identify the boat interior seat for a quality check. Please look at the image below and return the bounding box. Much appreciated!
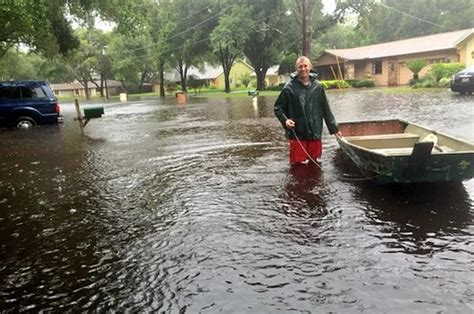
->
[372,147,415,156]
[343,133,420,141]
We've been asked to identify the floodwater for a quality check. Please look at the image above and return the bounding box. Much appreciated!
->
[0,89,473,312]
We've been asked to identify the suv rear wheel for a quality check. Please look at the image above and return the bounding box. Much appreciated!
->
[15,116,37,129]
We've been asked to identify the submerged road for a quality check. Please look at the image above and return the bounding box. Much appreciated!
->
[0,89,473,312]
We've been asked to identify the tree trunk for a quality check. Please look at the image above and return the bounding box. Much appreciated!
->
[159,60,165,98]
[256,69,267,91]
[104,78,109,99]
[177,60,188,92]
[224,69,231,93]
[99,78,105,97]
[299,0,314,58]
[83,81,90,99]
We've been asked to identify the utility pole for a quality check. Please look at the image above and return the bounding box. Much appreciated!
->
[301,0,309,57]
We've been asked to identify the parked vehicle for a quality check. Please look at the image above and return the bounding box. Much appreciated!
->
[0,80,61,128]
[337,119,474,184]
[450,65,474,95]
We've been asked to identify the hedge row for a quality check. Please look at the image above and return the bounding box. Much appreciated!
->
[268,79,375,91]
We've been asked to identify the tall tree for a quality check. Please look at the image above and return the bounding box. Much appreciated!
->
[243,0,289,90]
[108,32,153,93]
[165,0,217,92]
[211,5,254,93]
[148,1,175,98]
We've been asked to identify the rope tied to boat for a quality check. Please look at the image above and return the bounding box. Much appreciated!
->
[290,128,380,182]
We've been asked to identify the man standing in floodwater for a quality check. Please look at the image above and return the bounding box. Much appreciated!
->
[274,56,341,165]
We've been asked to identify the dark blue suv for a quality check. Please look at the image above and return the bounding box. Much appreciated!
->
[0,81,61,128]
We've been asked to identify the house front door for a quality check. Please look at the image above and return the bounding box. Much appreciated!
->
[388,59,398,86]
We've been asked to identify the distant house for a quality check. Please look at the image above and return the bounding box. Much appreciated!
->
[50,80,124,97]
[155,60,255,91]
[314,28,474,86]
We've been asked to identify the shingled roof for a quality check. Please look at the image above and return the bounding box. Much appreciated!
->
[325,28,473,60]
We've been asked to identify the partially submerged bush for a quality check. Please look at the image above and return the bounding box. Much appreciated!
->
[427,63,464,82]
[346,79,375,88]
[320,80,350,89]
[411,62,464,88]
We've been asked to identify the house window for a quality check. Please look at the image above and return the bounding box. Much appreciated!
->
[372,60,382,75]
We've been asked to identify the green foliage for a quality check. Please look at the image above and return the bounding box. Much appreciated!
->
[165,81,178,93]
[410,77,437,88]
[312,24,365,57]
[427,63,465,82]
[438,77,452,87]
[242,0,290,90]
[211,4,255,93]
[239,73,252,87]
[336,0,474,45]
[0,0,82,57]
[320,80,350,89]
[406,59,428,79]
[411,63,463,88]
[108,31,153,92]
[187,75,206,95]
[268,83,285,91]
[278,53,299,74]
[346,79,375,88]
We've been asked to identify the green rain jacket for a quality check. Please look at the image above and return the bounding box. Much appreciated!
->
[274,73,339,140]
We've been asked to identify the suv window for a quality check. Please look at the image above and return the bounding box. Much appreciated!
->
[21,86,46,99]
[0,85,46,99]
[0,86,21,99]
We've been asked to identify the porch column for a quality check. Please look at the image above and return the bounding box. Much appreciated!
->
[345,62,355,80]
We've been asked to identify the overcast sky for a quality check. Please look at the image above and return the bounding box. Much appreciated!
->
[322,0,336,13]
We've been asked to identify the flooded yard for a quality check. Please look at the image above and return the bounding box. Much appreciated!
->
[0,89,473,312]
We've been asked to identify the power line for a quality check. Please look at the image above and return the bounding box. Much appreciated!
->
[378,2,456,31]
[167,5,232,42]
[102,4,233,57]
[108,6,291,63]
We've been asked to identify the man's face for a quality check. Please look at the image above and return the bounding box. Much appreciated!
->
[296,59,312,80]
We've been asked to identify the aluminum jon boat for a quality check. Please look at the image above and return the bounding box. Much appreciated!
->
[336,119,474,184]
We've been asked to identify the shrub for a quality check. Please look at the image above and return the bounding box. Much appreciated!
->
[438,77,452,87]
[165,81,177,93]
[411,77,437,88]
[320,80,350,89]
[427,63,464,82]
[268,83,285,91]
[346,79,375,88]
[406,59,428,80]
[240,73,251,87]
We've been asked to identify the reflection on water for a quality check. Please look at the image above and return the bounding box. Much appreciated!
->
[0,90,473,312]
[284,163,326,217]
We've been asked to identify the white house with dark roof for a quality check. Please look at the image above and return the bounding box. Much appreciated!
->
[314,28,474,86]
[158,60,255,91]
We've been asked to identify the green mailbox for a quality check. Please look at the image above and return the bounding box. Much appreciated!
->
[83,106,104,119]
